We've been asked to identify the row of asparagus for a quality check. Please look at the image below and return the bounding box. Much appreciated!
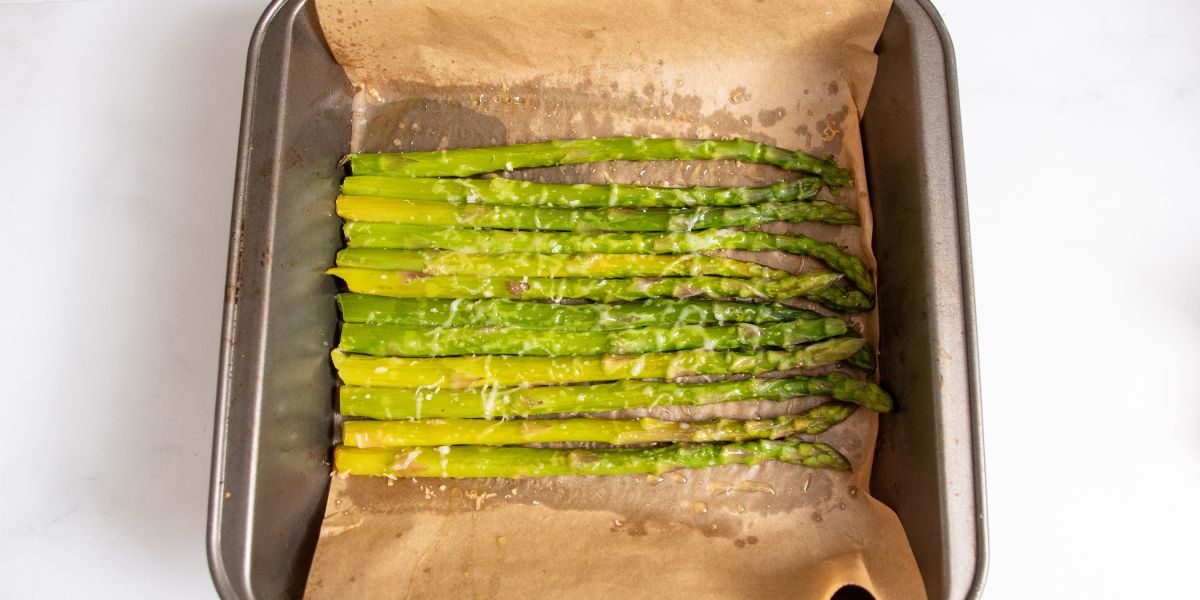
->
[328,137,888,479]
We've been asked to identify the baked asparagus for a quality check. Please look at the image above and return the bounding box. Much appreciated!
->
[334,439,851,478]
[336,196,859,231]
[339,318,848,357]
[338,294,821,329]
[339,372,893,419]
[331,337,865,388]
[799,284,874,312]
[345,137,852,189]
[847,345,877,373]
[327,267,841,302]
[343,223,874,296]
[342,176,824,208]
[336,249,790,279]
[344,402,859,448]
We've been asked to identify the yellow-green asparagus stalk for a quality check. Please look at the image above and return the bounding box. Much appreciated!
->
[327,267,841,302]
[336,196,858,231]
[339,318,848,357]
[334,439,851,478]
[339,371,892,419]
[341,175,823,207]
[336,248,790,279]
[337,294,821,330]
[331,337,865,388]
[343,402,859,447]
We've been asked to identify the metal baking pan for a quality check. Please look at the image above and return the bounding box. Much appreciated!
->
[206,0,987,598]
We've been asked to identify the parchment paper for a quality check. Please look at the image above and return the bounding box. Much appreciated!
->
[305,1,924,598]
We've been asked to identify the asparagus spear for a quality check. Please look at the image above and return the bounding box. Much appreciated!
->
[339,318,848,357]
[334,439,851,478]
[331,337,865,388]
[340,371,892,419]
[336,248,790,279]
[801,284,874,312]
[336,196,859,231]
[847,345,877,372]
[338,294,821,330]
[345,137,852,189]
[343,402,859,448]
[328,268,841,302]
[344,223,874,296]
[341,175,823,207]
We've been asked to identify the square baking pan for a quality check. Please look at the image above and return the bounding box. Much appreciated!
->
[206,0,987,598]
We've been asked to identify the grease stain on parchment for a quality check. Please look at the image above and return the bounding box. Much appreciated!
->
[758,106,787,127]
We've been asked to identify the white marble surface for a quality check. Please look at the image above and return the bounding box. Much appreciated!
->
[1,0,1197,598]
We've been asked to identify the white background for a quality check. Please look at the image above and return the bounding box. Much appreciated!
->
[1,0,1197,597]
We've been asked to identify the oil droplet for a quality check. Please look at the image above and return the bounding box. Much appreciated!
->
[736,504,747,514]
[613,519,623,527]
[693,501,708,514]
[812,513,823,523]
[732,480,775,495]
[495,536,508,548]
[838,502,847,510]
[671,473,688,484]
[847,486,859,498]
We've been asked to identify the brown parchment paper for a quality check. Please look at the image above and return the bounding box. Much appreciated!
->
[305,1,925,598]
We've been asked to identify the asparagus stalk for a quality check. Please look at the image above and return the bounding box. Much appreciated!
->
[344,223,874,296]
[345,137,852,189]
[340,372,893,419]
[328,268,841,302]
[334,439,851,478]
[801,284,874,312]
[339,318,848,357]
[331,337,865,388]
[341,175,823,207]
[847,345,877,372]
[338,294,822,330]
[336,248,790,279]
[336,196,859,231]
[343,402,858,448]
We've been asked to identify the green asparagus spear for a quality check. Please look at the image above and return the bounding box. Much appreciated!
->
[801,284,875,312]
[339,318,848,357]
[328,268,841,302]
[337,294,822,330]
[345,137,852,189]
[344,224,874,296]
[336,196,859,231]
[847,345,877,372]
[339,372,893,419]
[334,439,851,478]
[336,248,790,279]
[343,402,858,448]
[331,337,865,388]
[341,175,823,207]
